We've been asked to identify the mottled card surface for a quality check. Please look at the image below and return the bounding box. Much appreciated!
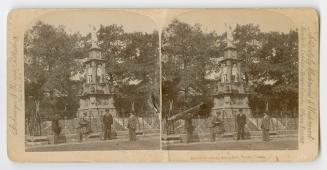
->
[7,8,319,162]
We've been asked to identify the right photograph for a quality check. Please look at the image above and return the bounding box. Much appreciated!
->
[161,10,299,150]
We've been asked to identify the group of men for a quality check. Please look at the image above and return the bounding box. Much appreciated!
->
[78,110,138,142]
[207,109,271,142]
[61,109,272,144]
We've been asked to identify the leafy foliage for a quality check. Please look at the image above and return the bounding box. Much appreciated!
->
[24,22,85,119]
[162,20,299,118]
[25,21,160,124]
[97,25,159,116]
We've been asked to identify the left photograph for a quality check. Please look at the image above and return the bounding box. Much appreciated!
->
[24,11,160,151]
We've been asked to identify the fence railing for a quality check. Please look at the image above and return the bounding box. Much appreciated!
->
[26,115,160,136]
[162,115,298,135]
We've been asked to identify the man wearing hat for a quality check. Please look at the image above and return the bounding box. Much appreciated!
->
[103,110,113,140]
[236,109,247,140]
[208,111,223,142]
[78,112,90,142]
[52,113,62,144]
[184,114,194,143]
[127,112,137,141]
[261,112,271,142]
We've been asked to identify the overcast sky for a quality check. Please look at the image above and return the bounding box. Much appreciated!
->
[31,10,158,35]
[167,9,296,34]
[30,10,295,36]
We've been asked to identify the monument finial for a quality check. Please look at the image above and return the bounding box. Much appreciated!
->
[89,25,101,50]
[91,26,98,47]
[224,23,236,49]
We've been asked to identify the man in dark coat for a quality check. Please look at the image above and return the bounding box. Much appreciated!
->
[127,112,137,141]
[78,112,91,142]
[103,111,113,140]
[52,114,61,144]
[184,115,194,143]
[261,112,271,142]
[236,109,247,140]
[208,111,223,142]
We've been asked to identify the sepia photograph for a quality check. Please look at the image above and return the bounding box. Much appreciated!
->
[7,9,319,162]
[23,11,160,151]
[161,11,299,150]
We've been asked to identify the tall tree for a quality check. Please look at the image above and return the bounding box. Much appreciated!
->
[97,25,160,116]
[162,20,217,117]
[24,21,85,135]
[233,24,298,115]
[162,20,299,118]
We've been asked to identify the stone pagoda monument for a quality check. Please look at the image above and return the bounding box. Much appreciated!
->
[211,26,252,132]
[77,30,117,132]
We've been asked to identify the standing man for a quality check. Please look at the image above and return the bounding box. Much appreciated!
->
[208,111,222,142]
[236,109,247,140]
[103,110,113,140]
[52,114,61,144]
[127,112,137,141]
[261,112,271,142]
[184,114,194,143]
[78,112,90,142]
